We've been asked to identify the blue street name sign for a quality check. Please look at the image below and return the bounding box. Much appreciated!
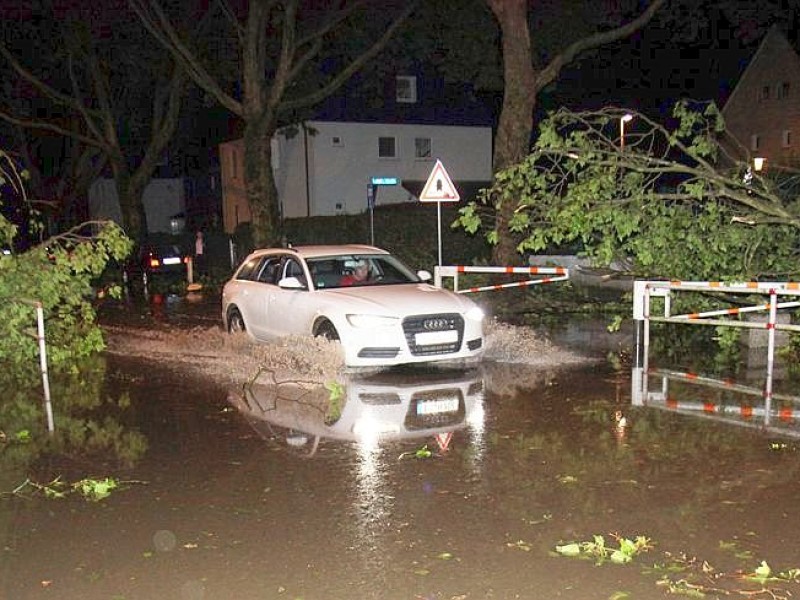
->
[370,177,398,185]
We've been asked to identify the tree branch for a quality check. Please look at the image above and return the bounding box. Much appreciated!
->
[128,0,242,116]
[0,43,102,117]
[535,0,667,90]
[281,0,419,113]
[0,109,110,150]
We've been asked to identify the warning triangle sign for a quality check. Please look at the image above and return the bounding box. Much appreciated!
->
[419,159,460,202]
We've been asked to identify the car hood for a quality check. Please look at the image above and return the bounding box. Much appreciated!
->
[320,283,479,315]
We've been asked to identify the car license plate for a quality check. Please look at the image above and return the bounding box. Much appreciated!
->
[162,257,182,265]
[416,397,459,415]
[414,330,458,345]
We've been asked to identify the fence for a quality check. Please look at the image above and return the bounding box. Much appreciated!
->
[631,280,800,431]
[434,265,569,294]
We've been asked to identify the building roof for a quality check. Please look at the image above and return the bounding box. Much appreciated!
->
[721,26,800,115]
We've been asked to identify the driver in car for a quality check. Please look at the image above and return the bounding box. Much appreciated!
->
[340,261,370,286]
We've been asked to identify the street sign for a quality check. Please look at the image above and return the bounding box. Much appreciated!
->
[419,159,460,202]
[367,183,375,209]
[371,177,398,185]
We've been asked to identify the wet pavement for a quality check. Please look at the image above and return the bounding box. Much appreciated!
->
[3,294,800,599]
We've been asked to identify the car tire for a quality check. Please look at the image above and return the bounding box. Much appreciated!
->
[228,308,246,334]
[315,320,339,341]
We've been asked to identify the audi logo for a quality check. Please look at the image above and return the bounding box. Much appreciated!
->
[423,318,450,330]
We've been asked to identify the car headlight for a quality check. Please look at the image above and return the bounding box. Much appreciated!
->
[346,314,399,328]
[465,306,485,322]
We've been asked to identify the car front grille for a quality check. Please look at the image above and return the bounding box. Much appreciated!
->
[402,313,464,356]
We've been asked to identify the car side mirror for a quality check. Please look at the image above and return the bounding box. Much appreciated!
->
[417,270,432,282]
[278,276,305,290]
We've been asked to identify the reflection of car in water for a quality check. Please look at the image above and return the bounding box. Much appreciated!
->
[228,368,485,454]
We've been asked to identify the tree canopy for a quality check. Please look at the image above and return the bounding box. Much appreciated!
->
[0,150,132,364]
[0,3,196,240]
[457,102,800,281]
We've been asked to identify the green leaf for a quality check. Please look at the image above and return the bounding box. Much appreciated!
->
[555,543,581,557]
[610,549,631,564]
[754,560,771,579]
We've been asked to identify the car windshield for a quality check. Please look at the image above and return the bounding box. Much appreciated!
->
[306,253,420,290]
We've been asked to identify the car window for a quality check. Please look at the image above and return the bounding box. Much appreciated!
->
[256,257,281,284]
[236,256,264,281]
[306,254,419,288]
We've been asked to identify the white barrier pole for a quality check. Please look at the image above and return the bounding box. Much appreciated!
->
[436,201,443,267]
[34,302,54,434]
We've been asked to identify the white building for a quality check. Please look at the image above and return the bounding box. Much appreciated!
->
[88,178,186,235]
[218,75,494,233]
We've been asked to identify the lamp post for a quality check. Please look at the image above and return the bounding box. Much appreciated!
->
[620,114,633,151]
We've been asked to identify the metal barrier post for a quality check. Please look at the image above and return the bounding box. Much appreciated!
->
[25,301,55,434]
[632,281,647,369]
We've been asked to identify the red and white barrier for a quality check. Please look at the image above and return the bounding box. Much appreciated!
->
[434,265,569,294]
[632,279,800,418]
[658,397,800,421]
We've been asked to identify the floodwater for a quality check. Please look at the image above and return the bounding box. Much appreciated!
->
[3,296,800,600]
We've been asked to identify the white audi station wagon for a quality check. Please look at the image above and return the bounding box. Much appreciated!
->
[221,244,485,367]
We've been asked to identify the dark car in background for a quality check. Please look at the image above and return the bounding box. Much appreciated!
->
[124,243,190,288]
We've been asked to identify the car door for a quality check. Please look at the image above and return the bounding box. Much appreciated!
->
[266,256,316,336]
[236,255,282,340]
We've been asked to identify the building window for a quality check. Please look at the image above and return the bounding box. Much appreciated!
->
[778,82,791,99]
[378,136,397,158]
[751,134,760,151]
[759,85,770,101]
[783,130,792,147]
[396,76,417,103]
[414,137,432,159]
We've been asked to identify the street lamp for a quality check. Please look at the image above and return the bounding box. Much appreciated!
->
[620,114,633,151]
[753,156,766,172]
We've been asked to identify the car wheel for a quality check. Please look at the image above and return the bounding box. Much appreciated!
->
[315,320,339,341]
[228,308,246,333]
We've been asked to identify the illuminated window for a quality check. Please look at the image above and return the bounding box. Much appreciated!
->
[396,76,417,103]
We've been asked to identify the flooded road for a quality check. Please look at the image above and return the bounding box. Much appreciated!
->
[3,298,800,599]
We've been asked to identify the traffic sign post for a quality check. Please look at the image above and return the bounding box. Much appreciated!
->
[367,183,375,245]
[419,159,460,266]
[367,178,399,246]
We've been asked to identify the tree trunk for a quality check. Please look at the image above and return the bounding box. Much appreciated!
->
[244,120,282,248]
[109,165,146,241]
[487,0,537,266]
